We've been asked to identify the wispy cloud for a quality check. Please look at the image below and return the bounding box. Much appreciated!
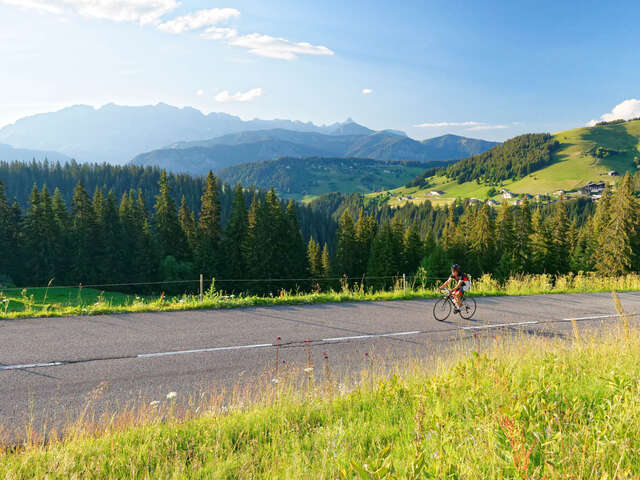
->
[215,87,263,103]
[196,89,204,96]
[467,124,509,131]
[158,8,239,34]
[414,121,509,130]
[362,88,373,95]
[2,1,333,61]
[587,99,640,126]
[1,0,179,25]
[414,121,482,128]
[203,27,334,60]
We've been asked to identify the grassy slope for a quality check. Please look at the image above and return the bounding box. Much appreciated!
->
[2,319,640,478]
[382,120,640,206]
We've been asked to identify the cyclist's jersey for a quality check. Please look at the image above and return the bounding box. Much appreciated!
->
[450,272,471,292]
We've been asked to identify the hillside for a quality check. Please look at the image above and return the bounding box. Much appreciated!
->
[133,130,494,174]
[215,157,437,200]
[421,133,499,160]
[384,119,640,206]
[0,104,373,164]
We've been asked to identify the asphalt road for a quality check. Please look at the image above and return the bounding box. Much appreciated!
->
[2,292,640,442]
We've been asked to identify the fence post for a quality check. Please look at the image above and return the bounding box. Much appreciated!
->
[403,273,406,294]
[199,274,203,302]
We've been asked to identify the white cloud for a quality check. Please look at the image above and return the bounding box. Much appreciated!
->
[158,8,239,34]
[202,28,334,60]
[467,124,509,131]
[362,88,373,95]
[587,99,640,126]
[1,0,179,25]
[196,89,204,96]
[414,121,482,128]
[215,87,263,103]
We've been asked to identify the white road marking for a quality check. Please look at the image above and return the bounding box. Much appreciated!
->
[0,361,63,371]
[462,321,538,330]
[322,331,421,342]
[562,313,634,321]
[137,343,274,359]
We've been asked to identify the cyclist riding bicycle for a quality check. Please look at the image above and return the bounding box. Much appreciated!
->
[438,264,470,312]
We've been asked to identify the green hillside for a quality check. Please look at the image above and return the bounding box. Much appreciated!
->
[216,157,432,200]
[382,119,640,206]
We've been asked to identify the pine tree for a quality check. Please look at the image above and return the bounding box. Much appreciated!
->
[51,188,71,283]
[307,237,322,277]
[153,170,187,261]
[594,173,638,274]
[495,201,517,277]
[321,243,331,277]
[367,223,396,289]
[512,197,532,272]
[70,180,98,282]
[0,179,19,283]
[403,226,423,274]
[178,195,197,255]
[220,183,248,288]
[334,210,358,276]
[548,200,570,274]
[354,208,377,276]
[196,171,222,276]
[469,203,495,275]
[284,200,308,277]
[529,208,551,273]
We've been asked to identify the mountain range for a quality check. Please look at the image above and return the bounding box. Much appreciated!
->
[131,129,498,175]
[0,104,497,169]
[0,144,71,164]
[0,104,380,164]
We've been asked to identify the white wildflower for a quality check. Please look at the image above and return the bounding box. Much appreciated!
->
[303,367,314,373]
[166,391,177,400]
[272,378,279,384]
[149,400,159,406]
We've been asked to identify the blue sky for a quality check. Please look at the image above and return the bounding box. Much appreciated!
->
[1,0,639,140]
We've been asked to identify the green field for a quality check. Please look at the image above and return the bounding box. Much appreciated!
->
[0,287,143,316]
[381,120,640,206]
[2,300,640,478]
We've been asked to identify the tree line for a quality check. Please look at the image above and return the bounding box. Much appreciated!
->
[1,165,639,295]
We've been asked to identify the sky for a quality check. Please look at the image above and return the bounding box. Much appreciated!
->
[1,0,639,141]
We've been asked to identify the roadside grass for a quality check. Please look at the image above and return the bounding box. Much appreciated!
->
[1,272,640,320]
[2,303,640,478]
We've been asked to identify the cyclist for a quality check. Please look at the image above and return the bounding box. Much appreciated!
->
[438,264,470,312]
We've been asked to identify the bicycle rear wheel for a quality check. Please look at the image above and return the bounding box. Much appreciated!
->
[433,298,452,321]
[459,297,476,319]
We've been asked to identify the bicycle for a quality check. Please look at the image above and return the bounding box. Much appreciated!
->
[433,289,476,321]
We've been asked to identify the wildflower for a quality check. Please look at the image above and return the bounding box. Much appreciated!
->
[149,400,159,406]
[272,378,279,384]
[166,391,177,400]
[303,367,314,373]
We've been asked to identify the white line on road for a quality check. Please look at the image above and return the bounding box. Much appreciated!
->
[0,361,63,371]
[462,321,538,330]
[137,343,274,359]
[322,331,421,342]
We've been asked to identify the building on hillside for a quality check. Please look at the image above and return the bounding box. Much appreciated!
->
[552,189,566,196]
[429,190,444,196]
[487,199,500,206]
[608,170,619,176]
[502,191,514,199]
[580,182,605,196]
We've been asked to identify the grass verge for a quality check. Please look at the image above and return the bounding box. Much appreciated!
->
[1,305,639,478]
[2,272,640,319]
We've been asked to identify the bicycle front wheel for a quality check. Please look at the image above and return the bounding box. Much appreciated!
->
[433,298,452,321]
[459,297,476,319]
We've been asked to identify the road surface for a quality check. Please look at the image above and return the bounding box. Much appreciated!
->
[1,292,639,442]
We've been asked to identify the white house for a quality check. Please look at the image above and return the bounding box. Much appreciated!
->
[429,191,444,196]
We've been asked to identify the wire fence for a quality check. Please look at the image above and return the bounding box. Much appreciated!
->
[0,274,456,292]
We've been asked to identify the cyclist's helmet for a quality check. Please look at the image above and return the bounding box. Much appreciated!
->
[451,264,461,273]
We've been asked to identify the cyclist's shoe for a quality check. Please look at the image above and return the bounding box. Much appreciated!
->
[453,307,460,313]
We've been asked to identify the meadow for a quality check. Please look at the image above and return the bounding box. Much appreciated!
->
[1,296,639,478]
[2,272,640,319]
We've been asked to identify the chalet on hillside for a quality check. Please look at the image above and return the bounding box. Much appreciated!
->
[501,189,514,199]
[487,199,500,206]
[580,182,605,196]
[429,190,444,196]
[553,189,566,196]
[608,170,619,176]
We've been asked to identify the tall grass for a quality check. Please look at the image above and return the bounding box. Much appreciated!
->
[2,322,640,478]
[2,272,640,319]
